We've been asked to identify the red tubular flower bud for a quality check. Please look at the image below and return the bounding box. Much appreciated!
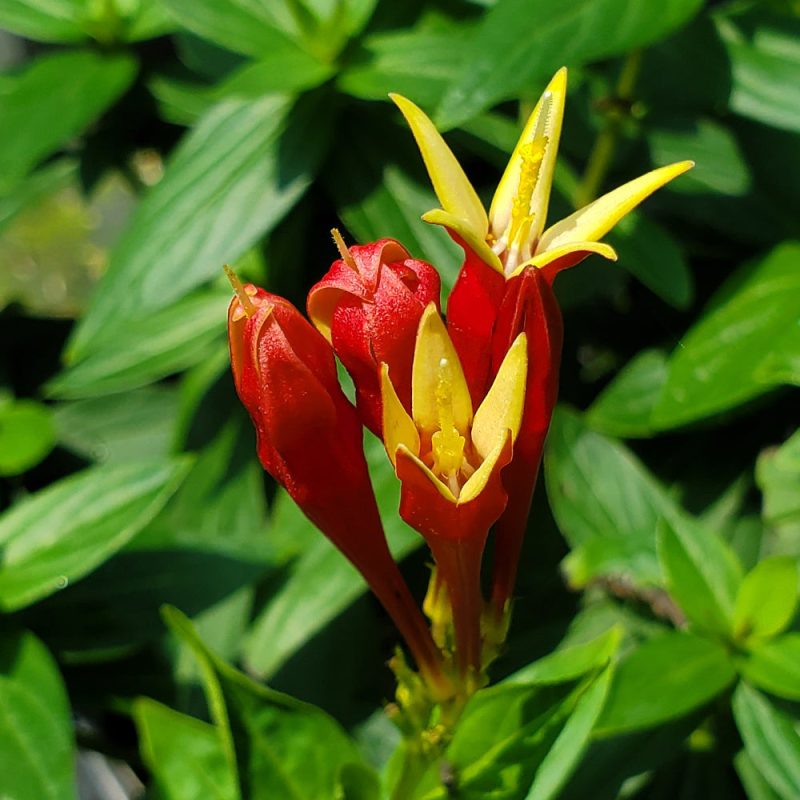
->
[227,278,451,698]
[307,235,441,436]
[488,267,563,617]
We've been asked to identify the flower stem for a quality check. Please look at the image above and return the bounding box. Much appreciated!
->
[574,49,642,209]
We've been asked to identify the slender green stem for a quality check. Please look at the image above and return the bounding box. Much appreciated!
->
[574,49,643,209]
[391,739,439,800]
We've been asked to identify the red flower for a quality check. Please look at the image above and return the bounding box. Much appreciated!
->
[226,270,450,698]
[307,233,440,435]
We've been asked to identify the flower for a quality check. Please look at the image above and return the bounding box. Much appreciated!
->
[308,232,440,436]
[226,269,451,697]
[392,69,693,616]
[380,302,528,676]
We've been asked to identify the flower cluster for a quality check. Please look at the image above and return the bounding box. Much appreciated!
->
[227,69,691,707]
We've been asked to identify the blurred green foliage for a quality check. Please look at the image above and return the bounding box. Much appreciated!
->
[0,0,798,798]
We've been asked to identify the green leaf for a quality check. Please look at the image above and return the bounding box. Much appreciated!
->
[648,118,751,197]
[0,0,85,42]
[507,627,622,686]
[134,697,236,800]
[0,159,75,236]
[0,459,190,611]
[0,50,137,192]
[525,667,614,800]
[162,0,312,60]
[718,13,800,134]
[52,387,179,464]
[165,607,365,800]
[68,93,330,362]
[734,557,799,642]
[244,435,420,677]
[435,0,703,129]
[0,399,55,476]
[338,23,472,109]
[735,750,783,800]
[757,429,800,528]
[733,682,800,800]
[49,290,228,399]
[417,671,610,800]
[0,629,76,800]
[653,242,800,429]
[596,632,736,736]
[739,634,800,702]
[544,407,679,588]
[606,212,694,310]
[657,513,743,636]
[586,350,668,438]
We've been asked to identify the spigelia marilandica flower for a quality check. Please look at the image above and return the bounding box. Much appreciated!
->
[380,301,528,679]
[307,233,440,436]
[226,269,452,699]
[392,69,693,618]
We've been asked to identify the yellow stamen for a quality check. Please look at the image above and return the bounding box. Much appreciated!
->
[431,357,466,483]
[224,264,256,318]
[331,228,357,270]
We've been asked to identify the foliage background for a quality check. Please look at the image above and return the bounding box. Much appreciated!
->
[0,0,799,797]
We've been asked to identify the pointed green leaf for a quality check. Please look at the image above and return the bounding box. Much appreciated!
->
[739,634,800,702]
[734,557,799,642]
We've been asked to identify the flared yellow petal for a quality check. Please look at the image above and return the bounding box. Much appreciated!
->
[391,93,489,248]
[537,161,694,253]
[380,363,420,467]
[459,429,512,505]
[489,68,568,250]
[508,241,618,278]
[422,209,502,272]
[412,303,472,436]
[471,333,527,458]
[397,444,457,503]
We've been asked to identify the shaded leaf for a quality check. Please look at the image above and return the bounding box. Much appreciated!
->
[0,50,136,192]
[596,631,736,735]
[733,682,800,800]
[0,629,76,800]
[657,513,742,636]
[436,0,703,128]
[68,93,330,362]
[653,242,800,429]
[757,429,800,529]
[0,0,86,42]
[0,459,191,611]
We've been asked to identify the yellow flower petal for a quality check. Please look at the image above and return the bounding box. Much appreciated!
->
[390,94,490,254]
[396,443,457,503]
[459,429,511,505]
[489,68,568,252]
[536,161,694,253]
[380,363,420,467]
[508,241,618,279]
[412,304,473,436]
[471,333,528,459]
[422,209,502,272]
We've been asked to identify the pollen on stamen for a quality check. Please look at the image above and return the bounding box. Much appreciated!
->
[331,228,357,270]
[224,264,257,318]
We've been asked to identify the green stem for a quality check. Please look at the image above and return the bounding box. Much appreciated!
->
[391,739,439,800]
[573,49,642,209]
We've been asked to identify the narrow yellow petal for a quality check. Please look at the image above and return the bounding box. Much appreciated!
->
[390,93,489,246]
[380,363,420,467]
[471,334,527,459]
[412,304,472,436]
[489,68,568,249]
[536,161,694,253]
[508,241,618,279]
[459,429,511,505]
[397,444,457,503]
[422,209,502,272]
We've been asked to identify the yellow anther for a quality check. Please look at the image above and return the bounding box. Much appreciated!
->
[431,357,466,480]
[331,228,357,270]
[224,264,256,318]
[508,139,547,247]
